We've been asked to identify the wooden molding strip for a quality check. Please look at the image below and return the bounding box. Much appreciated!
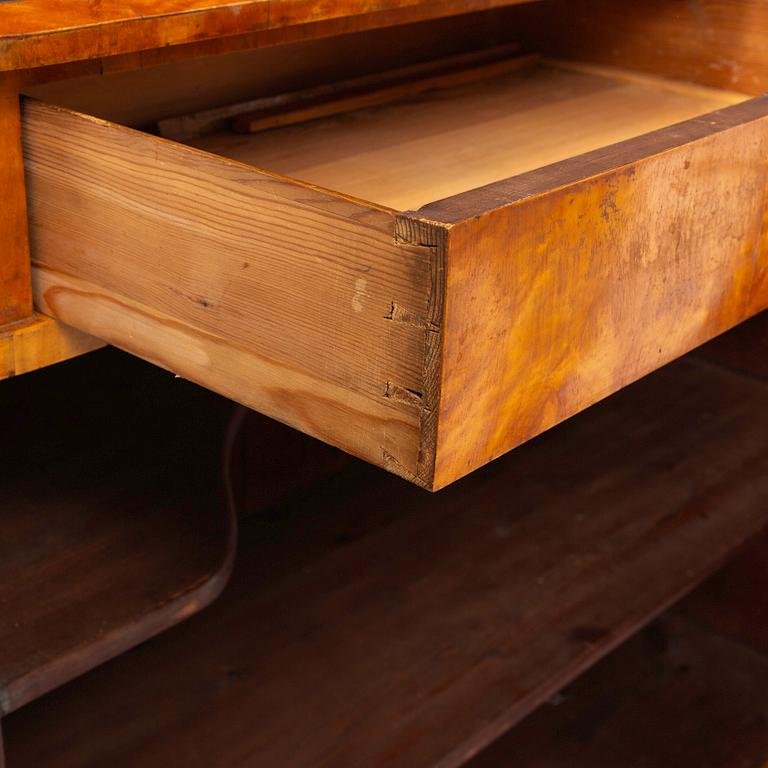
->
[230,49,537,135]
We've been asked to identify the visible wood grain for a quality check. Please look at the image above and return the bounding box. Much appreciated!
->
[194,60,745,210]
[23,99,438,485]
[24,69,768,488]
[414,97,768,488]
[0,314,103,381]
[230,51,537,135]
[468,613,768,768]
[0,1,269,72]
[0,75,32,325]
[157,43,526,139]
[5,355,768,767]
[0,0,538,72]
[24,11,521,128]
[510,0,768,96]
[0,347,238,716]
[0,74,99,377]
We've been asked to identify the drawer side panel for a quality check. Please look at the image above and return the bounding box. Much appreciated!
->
[23,100,434,483]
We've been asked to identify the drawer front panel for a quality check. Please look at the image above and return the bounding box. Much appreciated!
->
[413,98,768,488]
[23,100,437,484]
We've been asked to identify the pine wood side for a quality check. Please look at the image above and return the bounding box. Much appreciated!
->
[22,100,437,485]
[413,98,768,488]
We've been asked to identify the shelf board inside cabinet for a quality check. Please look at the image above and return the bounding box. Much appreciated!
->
[470,529,768,768]
[188,57,748,210]
[469,611,768,768]
[691,309,768,381]
[6,345,768,768]
[0,348,238,716]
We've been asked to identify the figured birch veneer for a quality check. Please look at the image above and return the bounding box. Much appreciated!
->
[22,58,768,488]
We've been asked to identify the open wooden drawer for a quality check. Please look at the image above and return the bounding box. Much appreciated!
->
[21,47,768,490]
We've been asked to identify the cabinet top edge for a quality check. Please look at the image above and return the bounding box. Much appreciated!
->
[0,0,537,72]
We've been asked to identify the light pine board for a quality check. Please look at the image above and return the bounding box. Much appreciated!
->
[191,61,747,210]
[23,100,437,485]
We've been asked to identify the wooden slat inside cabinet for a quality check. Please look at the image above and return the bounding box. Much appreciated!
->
[5,320,768,767]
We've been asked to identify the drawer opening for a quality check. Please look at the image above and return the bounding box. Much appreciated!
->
[159,49,749,212]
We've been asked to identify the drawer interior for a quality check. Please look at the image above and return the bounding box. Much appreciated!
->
[182,57,747,211]
[27,18,751,216]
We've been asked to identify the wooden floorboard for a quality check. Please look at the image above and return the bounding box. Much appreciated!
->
[5,353,768,767]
